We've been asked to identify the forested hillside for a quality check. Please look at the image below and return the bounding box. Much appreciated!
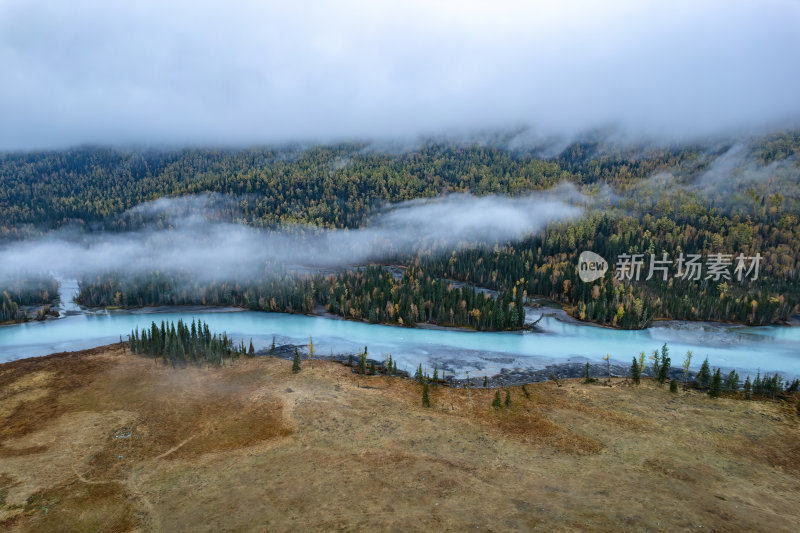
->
[1,131,798,328]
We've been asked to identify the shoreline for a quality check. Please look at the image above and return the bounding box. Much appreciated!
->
[0,341,686,389]
[44,299,798,334]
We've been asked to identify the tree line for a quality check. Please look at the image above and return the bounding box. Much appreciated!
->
[78,265,525,331]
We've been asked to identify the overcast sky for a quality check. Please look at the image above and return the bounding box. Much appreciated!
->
[1,0,799,150]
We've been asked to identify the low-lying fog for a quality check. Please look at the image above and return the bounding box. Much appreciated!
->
[0,189,584,284]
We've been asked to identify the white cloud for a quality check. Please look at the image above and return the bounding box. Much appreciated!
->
[1,0,799,149]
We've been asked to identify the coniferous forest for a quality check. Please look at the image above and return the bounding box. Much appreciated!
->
[1,131,798,328]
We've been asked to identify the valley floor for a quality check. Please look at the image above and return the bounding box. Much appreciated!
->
[1,347,799,532]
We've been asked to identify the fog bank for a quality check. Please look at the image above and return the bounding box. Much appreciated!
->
[1,0,799,149]
[0,191,583,283]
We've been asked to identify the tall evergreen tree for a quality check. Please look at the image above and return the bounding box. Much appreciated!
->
[492,390,502,410]
[421,382,430,407]
[697,357,711,387]
[292,347,301,373]
[650,349,661,379]
[709,369,723,398]
[724,370,739,391]
[631,356,641,385]
[658,345,671,385]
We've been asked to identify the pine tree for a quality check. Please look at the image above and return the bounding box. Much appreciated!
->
[697,357,711,387]
[249,338,255,357]
[724,370,739,391]
[270,336,276,355]
[421,382,430,407]
[432,367,439,387]
[492,390,502,410]
[292,347,301,373]
[669,379,678,393]
[650,349,661,379]
[521,384,530,399]
[483,376,488,388]
[308,336,315,369]
[631,356,641,385]
[504,390,511,408]
[709,369,722,398]
[359,349,367,375]
[744,376,752,399]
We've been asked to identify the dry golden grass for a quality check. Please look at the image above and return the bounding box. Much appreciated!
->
[1,345,799,532]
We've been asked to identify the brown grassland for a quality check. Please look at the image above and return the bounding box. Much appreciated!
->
[1,346,799,532]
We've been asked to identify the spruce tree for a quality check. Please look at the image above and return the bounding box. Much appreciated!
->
[292,347,301,373]
[432,367,439,387]
[697,357,711,387]
[724,370,739,391]
[249,339,255,357]
[658,346,670,385]
[521,384,530,399]
[744,376,752,399]
[669,379,678,393]
[631,356,641,385]
[492,390,502,410]
[504,390,511,408]
[270,336,276,355]
[421,382,430,407]
[709,369,723,398]
[651,349,661,379]
[359,349,367,375]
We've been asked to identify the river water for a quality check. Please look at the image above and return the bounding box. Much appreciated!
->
[1,286,798,379]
